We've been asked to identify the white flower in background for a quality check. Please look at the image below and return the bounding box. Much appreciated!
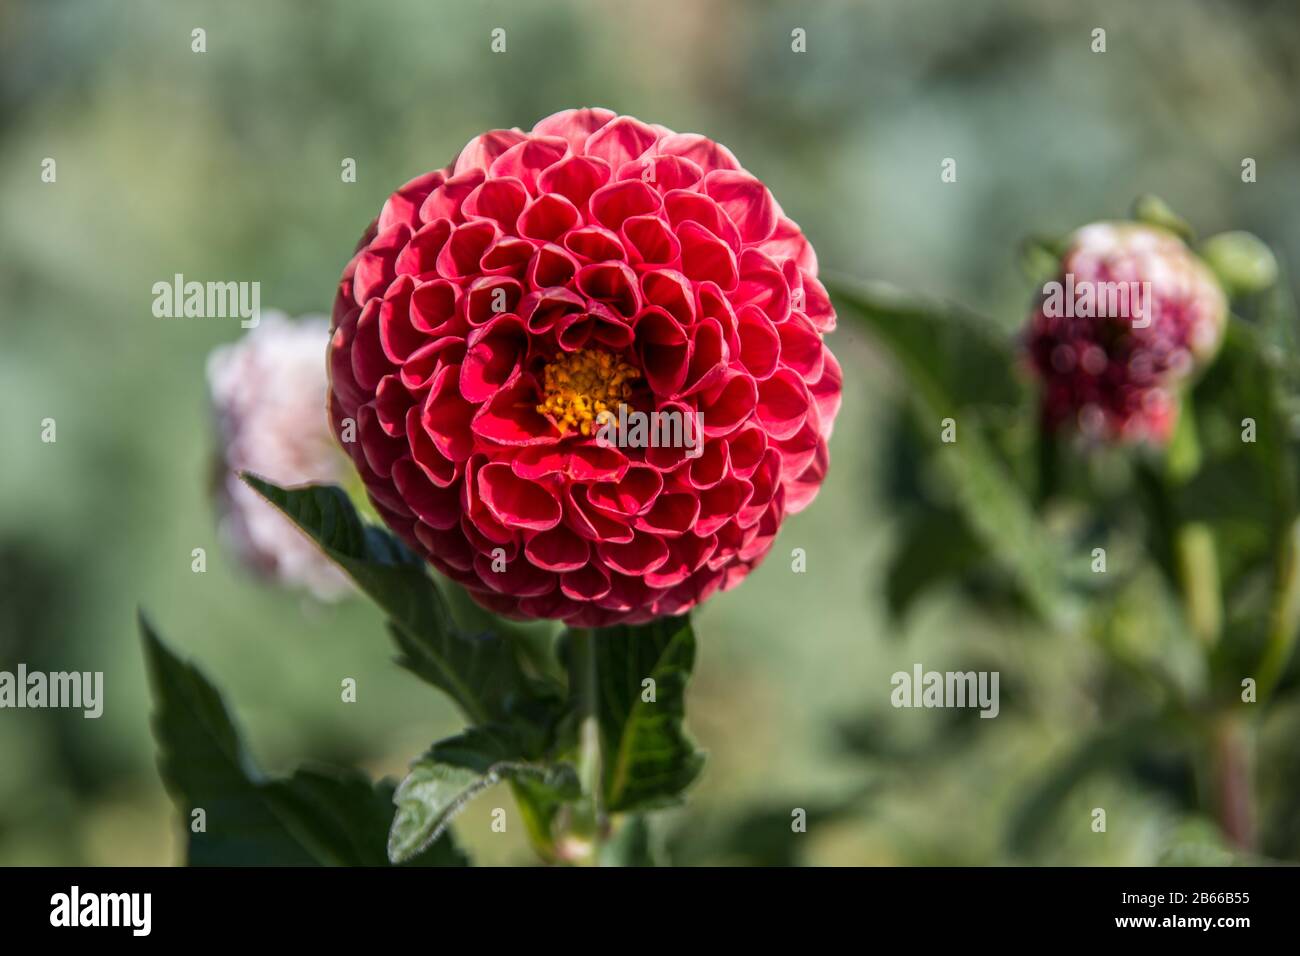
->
[207,311,352,601]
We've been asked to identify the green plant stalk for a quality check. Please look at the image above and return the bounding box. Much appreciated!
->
[1258,517,1300,702]
[1175,522,1222,648]
[1169,511,1255,849]
[1206,713,1255,851]
[569,627,609,864]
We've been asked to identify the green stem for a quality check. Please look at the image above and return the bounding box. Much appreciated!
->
[1258,517,1300,702]
[570,627,608,863]
[1175,522,1222,647]
[1206,713,1255,852]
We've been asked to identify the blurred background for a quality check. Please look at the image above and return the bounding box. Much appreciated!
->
[2,0,1299,865]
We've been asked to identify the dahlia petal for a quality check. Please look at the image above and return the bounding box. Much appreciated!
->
[697,478,754,536]
[378,169,446,234]
[583,115,661,169]
[679,317,729,396]
[512,443,629,482]
[409,277,461,335]
[436,220,499,280]
[759,217,818,273]
[532,107,617,150]
[525,524,590,572]
[536,155,611,210]
[678,220,739,290]
[399,336,465,392]
[590,179,662,232]
[784,439,829,514]
[462,176,528,232]
[352,224,409,304]
[395,218,453,280]
[597,533,670,576]
[735,248,791,322]
[357,403,406,479]
[687,439,729,490]
[664,191,741,250]
[470,373,558,446]
[656,132,742,173]
[810,349,841,439]
[405,406,458,488]
[640,270,696,326]
[374,374,414,438]
[527,244,579,289]
[453,129,528,176]
[617,154,704,194]
[634,492,701,537]
[736,305,782,380]
[488,136,569,193]
[587,464,663,517]
[391,457,461,531]
[565,484,635,543]
[461,314,526,403]
[633,307,690,396]
[799,269,835,332]
[726,422,768,479]
[378,276,427,364]
[465,276,524,327]
[560,563,612,602]
[520,287,586,334]
[776,311,825,380]
[577,260,642,317]
[518,192,582,242]
[421,364,477,462]
[704,169,778,244]
[479,236,535,277]
[621,214,681,267]
[563,225,626,264]
[477,462,561,532]
[419,169,485,223]
[755,368,811,441]
[474,551,557,597]
[700,369,758,437]
[349,300,396,392]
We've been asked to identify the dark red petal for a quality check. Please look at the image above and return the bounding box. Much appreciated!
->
[525,525,590,572]
[477,462,561,531]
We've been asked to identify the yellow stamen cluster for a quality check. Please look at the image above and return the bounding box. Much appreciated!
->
[536,348,641,436]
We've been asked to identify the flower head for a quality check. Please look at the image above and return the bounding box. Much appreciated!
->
[208,312,353,600]
[328,109,841,625]
[1024,222,1227,443]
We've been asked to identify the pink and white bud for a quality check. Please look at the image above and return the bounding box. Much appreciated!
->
[207,312,353,600]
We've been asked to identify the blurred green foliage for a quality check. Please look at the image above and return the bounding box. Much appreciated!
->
[2,0,1299,865]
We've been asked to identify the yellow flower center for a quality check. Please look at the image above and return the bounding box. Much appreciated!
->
[536,348,641,436]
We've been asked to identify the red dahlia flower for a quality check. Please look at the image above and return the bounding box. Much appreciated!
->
[328,108,841,626]
[1024,222,1226,444]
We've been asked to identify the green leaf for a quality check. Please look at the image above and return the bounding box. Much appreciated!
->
[825,275,1024,413]
[831,278,1075,626]
[1007,714,1179,857]
[243,475,557,735]
[141,612,466,866]
[388,726,579,864]
[566,617,706,813]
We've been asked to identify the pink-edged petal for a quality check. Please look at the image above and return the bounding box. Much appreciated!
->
[476,462,561,531]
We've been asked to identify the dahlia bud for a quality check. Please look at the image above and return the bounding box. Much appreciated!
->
[328,108,842,626]
[1024,222,1227,443]
[207,312,353,601]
